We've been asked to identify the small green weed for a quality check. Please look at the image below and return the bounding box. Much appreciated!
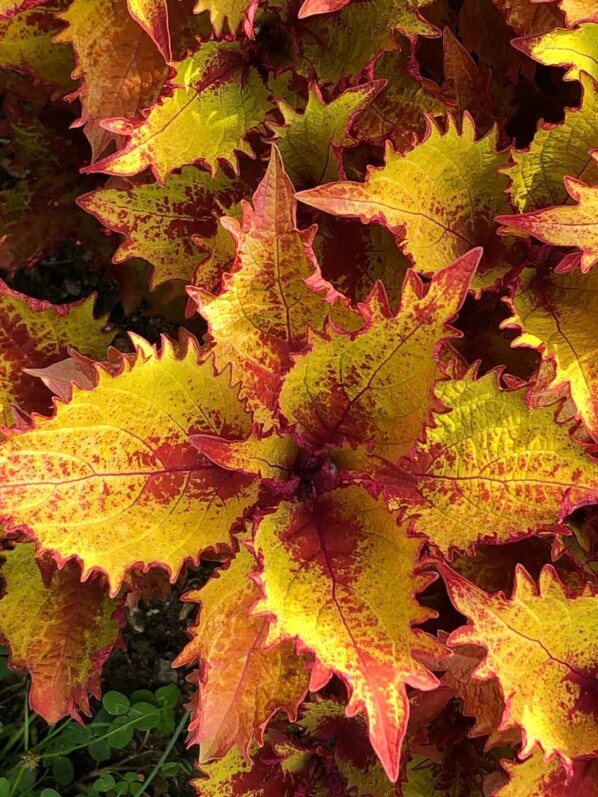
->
[0,647,192,796]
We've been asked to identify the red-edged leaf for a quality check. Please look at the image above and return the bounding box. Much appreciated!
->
[174,545,311,762]
[254,484,443,781]
[0,543,122,723]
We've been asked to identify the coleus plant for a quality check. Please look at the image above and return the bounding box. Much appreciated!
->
[0,0,597,793]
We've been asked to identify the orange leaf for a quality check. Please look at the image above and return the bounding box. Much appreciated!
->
[55,0,168,161]
[175,546,311,762]
[254,485,442,781]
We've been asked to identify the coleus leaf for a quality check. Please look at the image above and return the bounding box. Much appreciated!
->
[297,0,437,38]
[278,248,480,462]
[503,267,598,438]
[194,0,259,37]
[314,217,410,308]
[188,147,357,415]
[0,543,122,723]
[497,167,598,271]
[55,0,168,161]
[269,81,382,188]
[290,0,430,84]
[297,700,397,796]
[442,564,598,762]
[0,0,74,90]
[174,545,311,763]
[193,742,295,796]
[440,28,494,133]
[127,0,171,61]
[25,353,100,403]
[553,0,598,25]
[0,280,112,423]
[401,750,488,796]
[491,0,565,35]
[0,99,92,270]
[429,643,512,744]
[88,40,273,181]
[253,484,442,781]
[351,49,447,151]
[514,23,598,81]
[78,167,248,289]
[0,335,259,594]
[504,73,598,212]
[389,371,598,553]
[0,0,48,19]
[495,751,598,796]
[297,115,511,275]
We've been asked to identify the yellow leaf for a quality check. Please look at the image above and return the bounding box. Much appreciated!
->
[78,168,248,289]
[0,281,112,424]
[495,751,598,796]
[0,1,74,89]
[0,335,259,594]
[498,168,598,271]
[393,372,598,553]
[297,115,511,275]
[504,73,598,212]
[194,0,258,36]
[278,249,479,462]
[443,564,598,761]
[503,267,598,437]
[515,23,598,81]
[88,40,272,181]
[270,81,381,187]
[291,0,435,85]
[188,147,357,415]
[127,0,171,60]
[0,543,121,723]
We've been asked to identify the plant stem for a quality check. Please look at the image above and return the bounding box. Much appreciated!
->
[41,708,163,760]
[134,710,190,796]
[23,685,29,753]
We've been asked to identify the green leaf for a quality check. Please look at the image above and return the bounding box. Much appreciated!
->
[128,702,160,731]
[130,689,156,705]
[92,774,116,793]
[108,716,135,749]
[160,762,183,776]
[89,739,112,762]
[155,684,181,708]
[51,757,75,786]
[0,778,10,797]
[103,691,131,716]
[156,706,175,734]
[40,790,62,797]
